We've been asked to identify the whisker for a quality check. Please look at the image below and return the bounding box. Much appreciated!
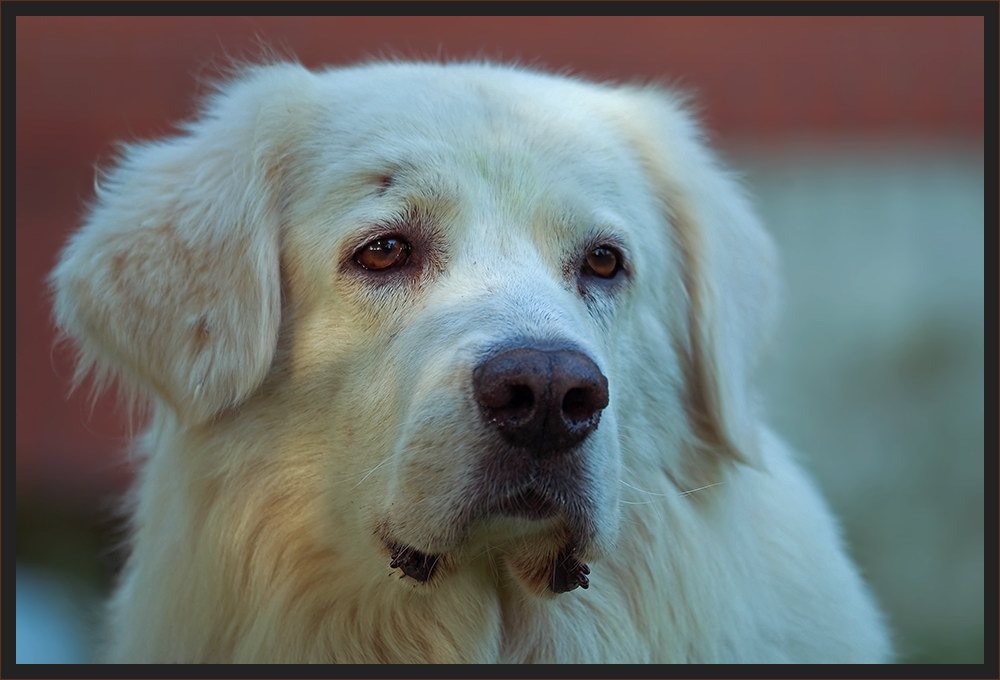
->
[677,481,725,497]
[620,479,669,498]
[619,478,725,502]
[350,457,392,490]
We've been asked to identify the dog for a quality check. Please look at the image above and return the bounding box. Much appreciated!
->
[50,60,891,663]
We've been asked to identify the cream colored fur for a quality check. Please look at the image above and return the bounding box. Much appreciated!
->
[51,60,891,663]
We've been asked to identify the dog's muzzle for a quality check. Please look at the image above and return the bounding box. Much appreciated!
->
[385,344,609,594]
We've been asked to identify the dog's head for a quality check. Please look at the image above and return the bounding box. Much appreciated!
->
[51,61,776,597]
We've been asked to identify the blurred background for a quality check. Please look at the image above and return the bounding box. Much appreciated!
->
[14,16,985,665]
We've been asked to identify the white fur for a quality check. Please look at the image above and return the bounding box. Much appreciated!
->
[51,60,891,663]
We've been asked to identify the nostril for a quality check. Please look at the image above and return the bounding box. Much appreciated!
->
[562,387,596,423]
[507,384,535,415]
[486,383,535,422]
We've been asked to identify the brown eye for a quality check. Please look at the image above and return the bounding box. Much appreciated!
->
[354,237,410,271]
[584,246,621,279]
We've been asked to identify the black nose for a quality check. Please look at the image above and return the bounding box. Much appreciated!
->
[473,346,609,455]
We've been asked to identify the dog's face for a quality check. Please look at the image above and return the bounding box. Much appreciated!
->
[51,62,776,597]
[278,65,671,592]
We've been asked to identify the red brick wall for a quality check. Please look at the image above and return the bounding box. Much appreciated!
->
[15,16,984,495]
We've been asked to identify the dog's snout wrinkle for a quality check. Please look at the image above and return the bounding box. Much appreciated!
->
[473,347,608,455]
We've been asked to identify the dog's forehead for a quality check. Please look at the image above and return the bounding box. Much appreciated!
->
[312,64,642,201]
[284,63,674,282]
[317,62,605,131]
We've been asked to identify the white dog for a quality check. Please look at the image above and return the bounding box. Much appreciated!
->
[51,60,890,663]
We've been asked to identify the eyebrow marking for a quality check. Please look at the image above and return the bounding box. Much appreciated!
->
[375,172,396,196]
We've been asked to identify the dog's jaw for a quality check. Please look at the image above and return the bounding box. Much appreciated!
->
[383,508,594,595]
[386,540,592,595]
[502,545,591,597]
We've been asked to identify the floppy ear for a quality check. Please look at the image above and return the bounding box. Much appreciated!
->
[50,63,316,426]
[616,87,779,468]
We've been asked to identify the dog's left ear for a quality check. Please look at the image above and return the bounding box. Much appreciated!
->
[613,87,779,468]
[50,63,316,426]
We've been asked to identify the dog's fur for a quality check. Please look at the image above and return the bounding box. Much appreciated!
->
[51,60,890,663]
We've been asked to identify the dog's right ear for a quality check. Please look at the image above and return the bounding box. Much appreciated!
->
[610,86,779,471]
[50,63,316,426]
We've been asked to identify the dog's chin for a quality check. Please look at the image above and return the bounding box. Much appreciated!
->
[381,487,601,596]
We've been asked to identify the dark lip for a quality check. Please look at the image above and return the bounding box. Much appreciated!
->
[491,486,562,520]
[388,543,440,583]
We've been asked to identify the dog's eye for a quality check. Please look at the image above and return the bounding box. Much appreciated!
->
[584,246,621,279]
[354,237,411,271]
